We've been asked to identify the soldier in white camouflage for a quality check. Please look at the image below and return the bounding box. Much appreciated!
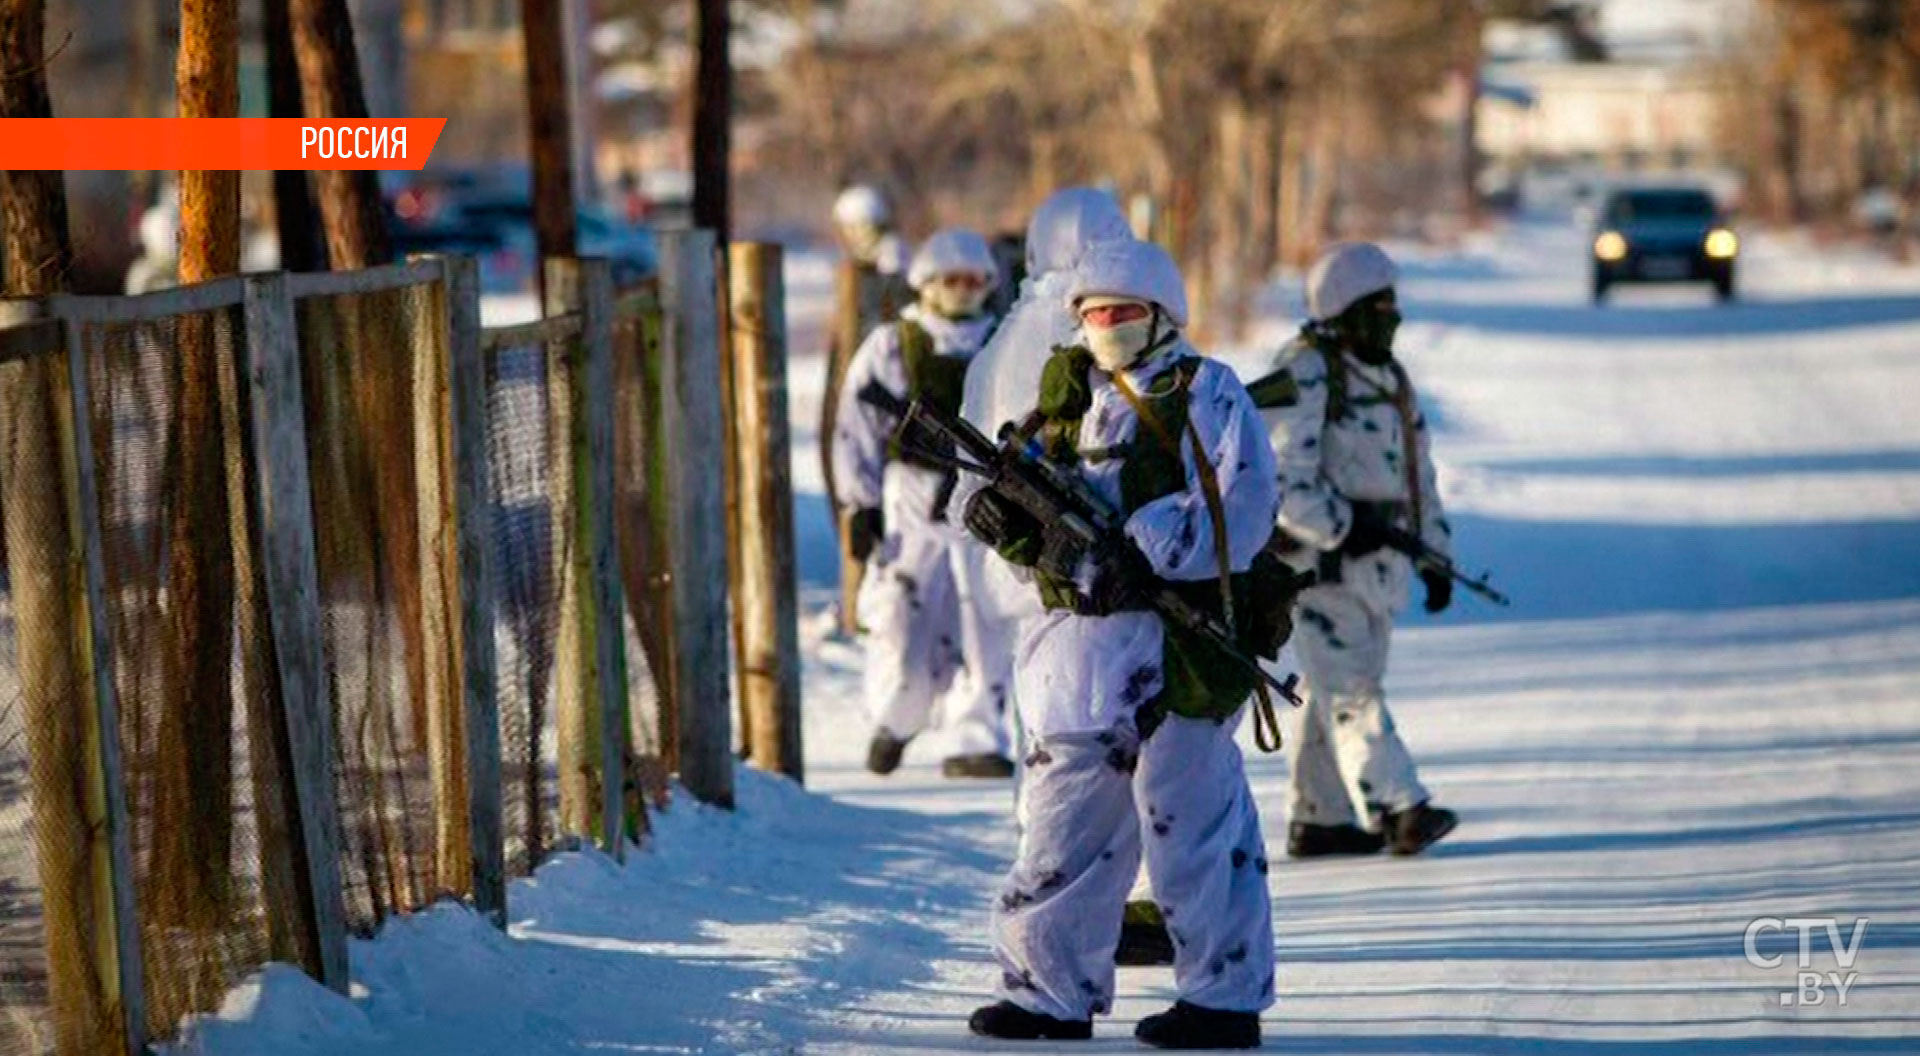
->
[1251,242,1459,858]
[833,229,1014,779]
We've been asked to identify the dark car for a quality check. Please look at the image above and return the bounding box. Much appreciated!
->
[1591,186,1738,304]
[450,195,659,292]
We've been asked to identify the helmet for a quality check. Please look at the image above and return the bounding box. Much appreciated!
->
[832,184,893,228]
[1026,187,1133,277]
[1066,238,1188,328]
[907,228,999,290]
[1306,242,1398,321]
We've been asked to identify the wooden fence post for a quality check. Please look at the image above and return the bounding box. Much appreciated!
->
[415,264,472,898]
[440,256,507,924]
[239,273,351,989]
[545,257,637,852]
[822,259,860,635]
[658,230,734,808]
[543,265,592,841]
[0,301,140,1055]
[49,302,148,1054]
[726,243,803,782]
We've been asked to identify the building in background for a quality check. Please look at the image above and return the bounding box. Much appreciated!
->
[1475,1,1747,211]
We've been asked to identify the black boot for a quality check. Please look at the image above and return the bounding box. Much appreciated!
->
[1135,1000,1260,1050]
[941,752,1015,779]
[1286,821,1385,858]
[1115,900,1175,966]
[865,730,911,776]
[968,1000,1093,1041]
[1383,801,1458,855]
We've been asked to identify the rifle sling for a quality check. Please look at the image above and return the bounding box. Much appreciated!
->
[1112,368,1283,752]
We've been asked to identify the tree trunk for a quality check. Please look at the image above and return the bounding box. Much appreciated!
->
[521,0,578,264]
[128,0,165,211]
[0,4,128,1050]
[691,0,731,241]
[287,0,390,267]
[264,0,325,271]
[158,0,241,935]
[1773,87,1807,225]
[1250,100,1282,284]
[1,8,68,297]
[178,0,241,283]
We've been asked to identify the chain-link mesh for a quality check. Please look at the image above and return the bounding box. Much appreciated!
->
[0,340,74,1056]
[611,303,672,806]
[482,332,568,877]
[295,283,466,934]
[81,305,296,1041]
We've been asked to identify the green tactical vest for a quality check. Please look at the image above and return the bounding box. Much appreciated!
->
[887,318,973,468]
[1027,348,1297,722]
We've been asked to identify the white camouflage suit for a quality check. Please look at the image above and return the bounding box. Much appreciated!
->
[1259,325,1450,830]
[989,241,1279,1022]
[833,304,1009,757]
[954,188,1139,759]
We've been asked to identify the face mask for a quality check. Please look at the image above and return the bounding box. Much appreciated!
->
[1337,297,1401,365]
[1084,313,1168,372]
[924,280,989,319]
[841,221,884,264]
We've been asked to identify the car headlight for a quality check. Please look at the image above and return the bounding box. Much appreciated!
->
[1704,228,1739,259]
[1594,231,1628,262]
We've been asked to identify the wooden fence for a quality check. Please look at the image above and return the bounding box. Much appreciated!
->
[0,239,801,1054]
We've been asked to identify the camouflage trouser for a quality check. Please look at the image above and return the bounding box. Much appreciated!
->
[859,521,962,743]
[945,543,1017,757]
[992,712,1275,1021]
[1286,583,1429,830]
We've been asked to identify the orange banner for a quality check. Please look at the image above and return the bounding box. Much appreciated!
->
[0,119,447,171]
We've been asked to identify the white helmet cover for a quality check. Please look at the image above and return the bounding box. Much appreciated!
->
[1307,241,1398,321]
[1066,238,1189,328]
[832,184,892,228]
[1025,187,1133,277]
[907,228,1000,290]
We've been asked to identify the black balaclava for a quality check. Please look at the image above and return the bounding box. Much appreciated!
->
[1332,289,1402,366]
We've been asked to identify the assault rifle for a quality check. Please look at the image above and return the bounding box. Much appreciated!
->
[858,382,1302,706]
[1378,523,1511,608]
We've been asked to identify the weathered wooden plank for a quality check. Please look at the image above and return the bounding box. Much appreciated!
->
[0,300,131,1055]
[414,262,471,898]
[574,258,635,856]
[659,230,734,808]
[240,273,351,991]
[541,262,595,840]
[443,257,507,926]
[285,257,445,299]
[54,309,148,1054]
[727,243,803,782]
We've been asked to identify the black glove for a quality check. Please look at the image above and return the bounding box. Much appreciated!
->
[964,489,1043,564]
[846,507,884,562]
[1340,502,1395,558]
[1421,568,1453,614]
[1078,539,1156,617]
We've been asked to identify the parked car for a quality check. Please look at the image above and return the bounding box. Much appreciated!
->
[1591,185,1738,304]
[448,195,659,292]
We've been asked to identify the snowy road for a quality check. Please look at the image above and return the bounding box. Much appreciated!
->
[171,220,1920,1054]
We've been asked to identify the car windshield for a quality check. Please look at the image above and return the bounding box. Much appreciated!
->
[1607,190,1716,223]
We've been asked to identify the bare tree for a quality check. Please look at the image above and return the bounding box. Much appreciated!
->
[264,0,325,271]
[523,0,580,262]
[152,0,241,935]
[693,0,731,239]
[287,0,390,267]
[0,1,122,1049]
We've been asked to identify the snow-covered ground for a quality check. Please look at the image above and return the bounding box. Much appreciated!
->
[167,218,1920,1054]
